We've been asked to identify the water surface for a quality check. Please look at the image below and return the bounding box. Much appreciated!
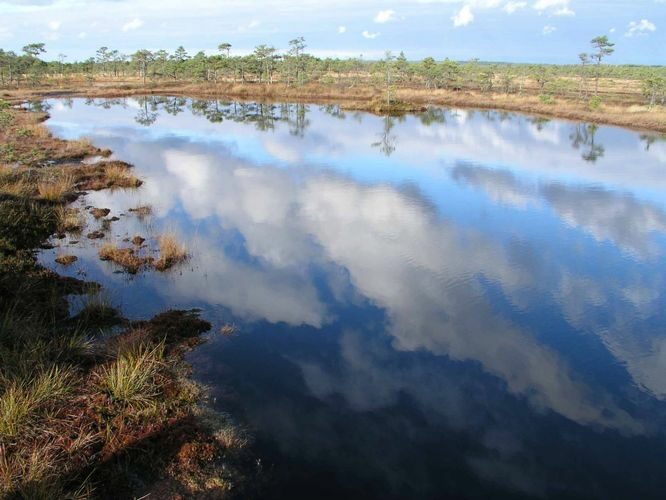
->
[41,96,666,499]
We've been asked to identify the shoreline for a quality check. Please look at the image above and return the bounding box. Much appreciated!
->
[0,101,259,498]
[4,81,666,134]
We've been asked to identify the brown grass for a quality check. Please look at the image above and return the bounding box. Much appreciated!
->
[36,173,75,201]
[55,255,77,266]
[1,102,255,498]
[56,207,83,233]
[131,235,145,246]
[98,243,152,274]
[7,78,662,133]
[67,137,93,151]
[21,123,51,139]
[74,161,142,191]
[86,230,105,239]
[105,163,142,188]
[129,205,152,218]
[90,207,110,219]
[0,307,251,499]
[0,175,31,198]
[154,233,188,271]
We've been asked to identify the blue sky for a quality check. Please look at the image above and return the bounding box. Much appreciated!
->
[0,0,663,64]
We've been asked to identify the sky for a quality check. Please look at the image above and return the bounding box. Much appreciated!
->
[0,0,664,64]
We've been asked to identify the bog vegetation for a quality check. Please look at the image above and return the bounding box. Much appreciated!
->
[0,36,664,108]
[0,102,258,498]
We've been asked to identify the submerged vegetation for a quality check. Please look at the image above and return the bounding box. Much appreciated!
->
[0,102,259,497]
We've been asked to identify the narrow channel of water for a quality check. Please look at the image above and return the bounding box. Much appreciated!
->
[40,96,666,499]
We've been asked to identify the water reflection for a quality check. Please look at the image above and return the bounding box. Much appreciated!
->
[452,163,666,258]
[372,115,398,156]
[570,123,604,162]
[41,97,666,498]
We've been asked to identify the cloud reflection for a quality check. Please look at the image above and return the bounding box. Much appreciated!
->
[43,98,666,437]
[75,131,642,433]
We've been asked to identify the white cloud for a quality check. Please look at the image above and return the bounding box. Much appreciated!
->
[542,24,556,35]
[609,27,616,33]
[236,19,260,32]
[503,1,527,14]
[374,9,395,23]
[553,6,574,16]
[337,25,347,34]
[121,18,143,32]
[534,0,567,9]
[0,26,12,40]
[362,30,380,39]
[534,0,575,16]
[77,31,87,39]
[452,4,474,27]
[626,19,656,37]
[45,20,61,40]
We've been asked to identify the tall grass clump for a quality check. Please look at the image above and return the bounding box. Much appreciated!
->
[37,173,74,201]
[22,123,51,139]
[104,163,142,188]
[97,342,164,409]
[0,366,72,439]
[154,233,188,271]
[65,137,93,154]
[0,166,31,198]
[55,206,84,233]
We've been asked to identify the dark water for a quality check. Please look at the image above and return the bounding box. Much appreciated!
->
[40,96,666,499]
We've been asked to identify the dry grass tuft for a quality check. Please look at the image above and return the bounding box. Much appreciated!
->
[66,137,93,152]
[0,176,31,198]
[37,173,75,201]
[128,205,152,218]
[22,123,51,139]
[154,233,188,271]
[73,161,142,191]
[55,206,83,233]
[0,166,34,198]
[55,254,77,266]
[98,243,152,274]
[90,207,110,219]
[131,235,145,246]
[104,163,142,188]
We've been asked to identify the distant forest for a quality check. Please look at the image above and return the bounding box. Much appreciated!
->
[1,36,665,105]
